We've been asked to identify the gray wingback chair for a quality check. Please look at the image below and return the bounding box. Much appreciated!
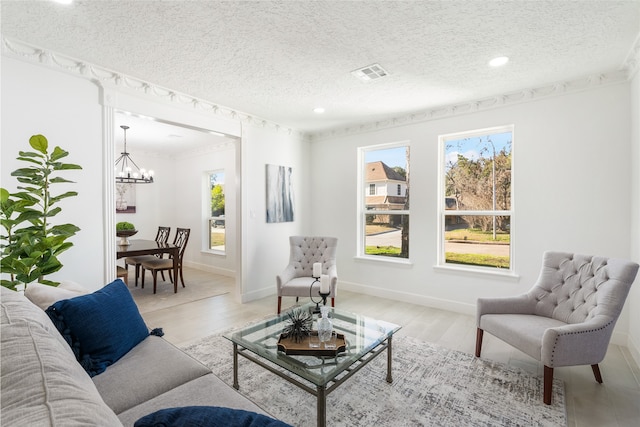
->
[276,236,338,314]
[476,251,638,405]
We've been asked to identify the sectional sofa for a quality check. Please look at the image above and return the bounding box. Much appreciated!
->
[0,282,280,426]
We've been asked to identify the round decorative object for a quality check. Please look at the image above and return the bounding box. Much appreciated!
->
[116,229,138,246]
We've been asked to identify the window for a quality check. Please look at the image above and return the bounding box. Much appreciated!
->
[359,142,410,259]
[207,171,225,253]
[439,126,513,271]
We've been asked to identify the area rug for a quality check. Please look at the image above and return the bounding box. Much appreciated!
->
[182,334,566,427]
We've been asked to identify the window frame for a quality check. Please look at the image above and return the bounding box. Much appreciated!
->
[203,169,226,255]
[436,125,515,275]
[357,140,411,263]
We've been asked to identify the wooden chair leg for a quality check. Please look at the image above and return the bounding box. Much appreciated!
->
[179,267,186,288]
[277,297,282,314]
[160,271,166,282]
[475,328,484,357]
[152,270,158,294]
[543,366,553,405]
[134,264,140,287]
[591,364,603,383]
[331,297,335,308]
[141,267,145,289]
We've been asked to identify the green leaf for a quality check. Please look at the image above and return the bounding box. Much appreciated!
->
[56,163,82,170]
[49,192,79,204]
[50,146,69,161]
[0,188,10,203]
[29,135,48,154]
[49,178,75,185]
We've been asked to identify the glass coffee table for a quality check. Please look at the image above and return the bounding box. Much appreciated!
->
[224,304,401,427]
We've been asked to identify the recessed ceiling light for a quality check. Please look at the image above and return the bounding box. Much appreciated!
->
[489,56,509,67]
[313,107,325,114]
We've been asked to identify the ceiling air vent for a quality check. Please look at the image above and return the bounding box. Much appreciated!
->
[351,63,389,82]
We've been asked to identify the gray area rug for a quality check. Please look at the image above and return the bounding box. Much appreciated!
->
[182,334,566,426]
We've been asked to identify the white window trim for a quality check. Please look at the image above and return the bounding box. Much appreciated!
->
[202,169,226,255]
[436,125,515,274]
[357,140,411,260]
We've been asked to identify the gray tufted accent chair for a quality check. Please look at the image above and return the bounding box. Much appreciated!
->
[276,236,338,314]
[475,251,638,404]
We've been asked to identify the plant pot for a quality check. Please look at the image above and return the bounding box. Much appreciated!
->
[116,230,138,246]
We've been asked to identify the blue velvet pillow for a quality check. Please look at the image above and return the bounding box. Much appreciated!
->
[134,406,292,427]
[46,279,150,377]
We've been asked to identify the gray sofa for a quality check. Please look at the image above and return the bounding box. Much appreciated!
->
[0,286,268,426]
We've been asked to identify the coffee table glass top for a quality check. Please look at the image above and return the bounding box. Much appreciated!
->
[224,304,401,385]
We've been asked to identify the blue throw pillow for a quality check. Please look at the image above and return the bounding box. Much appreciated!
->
[134,406,292,427]
[46,279,150,377]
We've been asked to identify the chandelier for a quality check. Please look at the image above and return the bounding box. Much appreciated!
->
[115,125,154,184]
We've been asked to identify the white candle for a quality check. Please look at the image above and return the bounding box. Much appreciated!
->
[313,262,322,278]
[320,274,330,294]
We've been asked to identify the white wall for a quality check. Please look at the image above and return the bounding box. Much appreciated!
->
[174,144,237,277]
[629,70,640,364]
[115,151,176,240]
[310,82,635,342]
[239,125,310,303]
[1,57,105,288]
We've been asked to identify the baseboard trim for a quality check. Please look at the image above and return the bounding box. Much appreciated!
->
[339,280,476,316]
[183,260,235,278]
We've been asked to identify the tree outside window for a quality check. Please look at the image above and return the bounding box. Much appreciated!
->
[440,127,512,270]
[208,171,225,252]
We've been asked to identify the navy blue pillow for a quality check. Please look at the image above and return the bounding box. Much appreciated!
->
[46,279,150,377]
[134,406,292,427]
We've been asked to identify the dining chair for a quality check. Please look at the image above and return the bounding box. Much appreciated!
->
[124,226,171,286]
[140,228,190,294]
[116,266,128,285]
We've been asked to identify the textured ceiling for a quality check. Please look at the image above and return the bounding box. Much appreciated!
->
[2,0,640,135]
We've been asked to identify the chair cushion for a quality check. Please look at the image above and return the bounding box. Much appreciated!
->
[45,279,150,377]
[280,276,336,298]
[480,313,566,360]
[134,406,292,427]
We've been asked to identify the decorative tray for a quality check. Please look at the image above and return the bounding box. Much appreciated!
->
[277,331,346,356]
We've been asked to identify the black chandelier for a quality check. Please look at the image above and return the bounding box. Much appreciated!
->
[115,125,154,184]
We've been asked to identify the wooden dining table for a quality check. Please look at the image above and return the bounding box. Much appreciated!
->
[116,239,181,293]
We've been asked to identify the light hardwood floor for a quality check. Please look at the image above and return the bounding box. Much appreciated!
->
[130,268,640,427]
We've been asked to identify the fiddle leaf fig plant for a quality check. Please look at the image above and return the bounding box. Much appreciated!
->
[0,134,82,290]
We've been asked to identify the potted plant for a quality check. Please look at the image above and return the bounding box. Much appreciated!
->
[0,135,82,290]
[116,221,137,245]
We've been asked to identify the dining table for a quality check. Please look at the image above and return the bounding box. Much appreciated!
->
[116,239,181,293]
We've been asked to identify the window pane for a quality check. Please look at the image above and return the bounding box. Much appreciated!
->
[365,214,409,258]
[444,215,510,268]
[209,171,225,252]
[444,132,512,211]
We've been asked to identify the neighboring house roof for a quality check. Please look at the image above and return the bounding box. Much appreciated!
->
[366,161,405,182]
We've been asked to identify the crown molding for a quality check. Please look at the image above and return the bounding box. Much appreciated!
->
[308,70,630,141]
[1,37,303,138]
[3,36,634,143]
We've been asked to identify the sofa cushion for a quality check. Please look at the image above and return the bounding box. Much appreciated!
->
[93,335,211,414]
[0,287,122,427]
[134,406,291,427]
[24,280,89,310]
[116,374,271,427]
[46,279,150,377]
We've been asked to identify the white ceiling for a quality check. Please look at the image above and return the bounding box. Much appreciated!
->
[2,0,640,140]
